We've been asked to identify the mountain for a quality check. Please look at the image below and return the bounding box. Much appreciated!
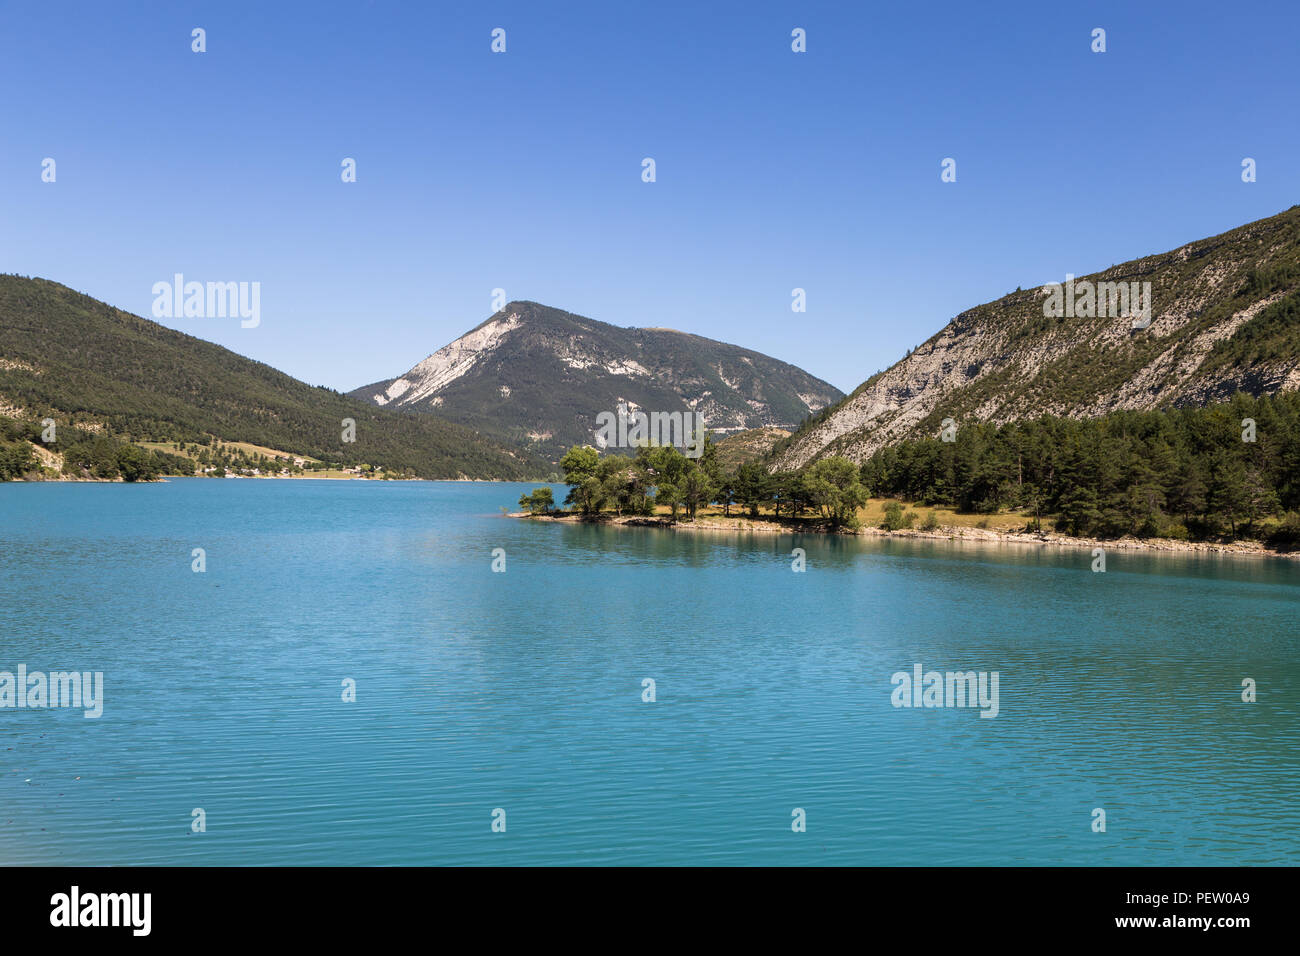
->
[772,205,1300,471]
[349,301,843,462]
[713,426,792,471]
[0,276,544,479]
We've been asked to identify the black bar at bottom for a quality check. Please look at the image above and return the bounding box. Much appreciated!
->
[0,866,1282,943]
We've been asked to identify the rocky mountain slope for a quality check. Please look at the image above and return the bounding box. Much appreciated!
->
[714,426,792,471]
[351,301,842,462]
[772,204,1300,471]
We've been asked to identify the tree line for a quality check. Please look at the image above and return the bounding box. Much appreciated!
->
[527,439,873,530]
[526,391,1300,547]
[860,392,1300,544]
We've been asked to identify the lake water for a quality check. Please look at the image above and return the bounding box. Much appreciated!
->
[1,478,1297,865]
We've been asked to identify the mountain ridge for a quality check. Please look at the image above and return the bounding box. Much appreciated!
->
[772,204,1300,471]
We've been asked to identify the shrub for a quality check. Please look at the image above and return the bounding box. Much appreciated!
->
[518,486,555,515]
[1267,512,1300,551]
[1151,516,1190,540]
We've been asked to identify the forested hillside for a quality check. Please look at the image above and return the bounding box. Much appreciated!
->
[0,276,545,479]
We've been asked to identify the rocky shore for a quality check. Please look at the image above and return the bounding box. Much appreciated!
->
[511,511,1298,559]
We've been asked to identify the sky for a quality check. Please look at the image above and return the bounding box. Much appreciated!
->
[2,0,1298,395]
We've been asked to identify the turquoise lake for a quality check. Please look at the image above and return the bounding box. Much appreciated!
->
[1,478,1297,865]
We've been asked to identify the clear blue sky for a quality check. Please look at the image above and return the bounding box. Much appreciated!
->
[2,0,1297,394]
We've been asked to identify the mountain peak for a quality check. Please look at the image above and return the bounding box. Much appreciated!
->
[351,303,842,462]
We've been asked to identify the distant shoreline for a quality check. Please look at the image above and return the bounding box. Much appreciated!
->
[4,473,370,484]
[2,473,540,485]
[511,511,1300,560]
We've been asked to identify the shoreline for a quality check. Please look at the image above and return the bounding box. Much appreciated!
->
[3,473,537,485]
[510,511,1300,560]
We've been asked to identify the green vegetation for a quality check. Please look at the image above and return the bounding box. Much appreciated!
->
[555,442,720,520]
[526,441,724,521]
[518,486,555,514]
[0,416,195,481]
[802,456,869,528]
[528,436,869,531]
[0,276,545,479]
[880,501,913,531]
[533,390,1300,549]
[0,418,37,480]
[859,392,1300,546]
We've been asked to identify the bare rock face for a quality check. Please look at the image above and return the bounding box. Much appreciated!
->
[368,313,523,408]
[774,205,1300,471]
[351,301,843,463]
